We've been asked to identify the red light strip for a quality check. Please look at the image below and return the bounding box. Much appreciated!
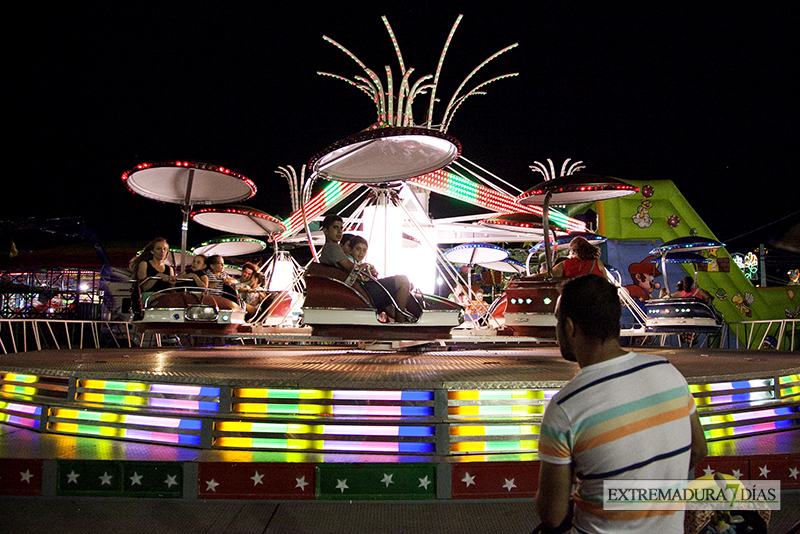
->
[276,182,362,241]
[411,170,586,233]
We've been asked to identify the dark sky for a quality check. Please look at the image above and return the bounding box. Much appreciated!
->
[7,3,798,255]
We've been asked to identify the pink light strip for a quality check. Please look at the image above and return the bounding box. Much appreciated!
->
[332,406,403,416]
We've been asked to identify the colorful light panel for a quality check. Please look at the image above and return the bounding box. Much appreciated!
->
[78,380,220,412]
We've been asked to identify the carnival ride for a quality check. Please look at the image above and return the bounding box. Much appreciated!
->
[2,17,800,510]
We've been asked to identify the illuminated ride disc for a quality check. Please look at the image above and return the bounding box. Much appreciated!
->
[121,161,257,272]
[517,174,638,206]
[443,243,510,291]
[648,236,725,255]
[648,252,711,264]
[443,243,509,265]
[528,231,607,253]
[478,259,526,274]
[308,127,461,184]
[192,236,267,257]
[121,161,256,205]
[477,213,551,239]
[648,236,724,293]
[190,206,286,236]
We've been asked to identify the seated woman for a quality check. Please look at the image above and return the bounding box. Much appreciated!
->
[130,237,175,295]
[319,214,413,323]
[178,254,210,288]
[533,236,606,279]
[673,275,713,305]
[240,271,267,318]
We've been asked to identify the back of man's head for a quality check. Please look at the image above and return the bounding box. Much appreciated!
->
[559,275,620,342]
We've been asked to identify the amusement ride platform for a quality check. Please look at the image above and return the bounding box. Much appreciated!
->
[2,344,800,502]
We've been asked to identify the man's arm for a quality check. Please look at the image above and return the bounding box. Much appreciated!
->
[689,410,708,470]
[536,461,573,528]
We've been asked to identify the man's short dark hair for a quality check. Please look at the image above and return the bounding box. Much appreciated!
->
[341,233,355,247]
[559,275,620,342]
[321,214,343,229]
[242,262,258,273]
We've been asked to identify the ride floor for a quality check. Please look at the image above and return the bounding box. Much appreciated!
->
[2,344,800,505]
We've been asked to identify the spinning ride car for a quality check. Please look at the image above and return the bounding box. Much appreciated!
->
[302,127,465,340]
[122,161,256,335]
[644,237,724,334]
[503,172,638,338]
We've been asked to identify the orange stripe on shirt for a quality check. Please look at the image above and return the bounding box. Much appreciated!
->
[574,404,692,455]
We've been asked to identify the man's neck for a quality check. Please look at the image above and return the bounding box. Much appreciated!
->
[577,339,628,368]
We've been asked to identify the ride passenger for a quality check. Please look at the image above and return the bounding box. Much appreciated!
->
[206,255,238,299]
[241,271,266,317]
[179,254,210,288]
[319,214,413,323]
[533,236,606,279]
[130,237,175,294]
[674,275,713,305]
[347,235,379,279]
[340,233,356,258]
[234,262,258,289]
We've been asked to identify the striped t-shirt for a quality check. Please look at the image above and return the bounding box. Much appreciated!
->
[538,352,696,534]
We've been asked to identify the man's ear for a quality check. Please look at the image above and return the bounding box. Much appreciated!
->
[562,316,576,339]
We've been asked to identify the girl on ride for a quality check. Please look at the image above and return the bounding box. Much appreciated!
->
[534,236,607,279]
[206,255,238,299]
[130,237,175,294]
[180,254,210,288]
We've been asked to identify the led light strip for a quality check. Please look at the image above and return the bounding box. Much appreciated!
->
[78,380,221,412]
[277,181,362,240]
[410,170,585,232]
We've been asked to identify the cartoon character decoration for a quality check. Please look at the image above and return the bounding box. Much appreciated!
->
[632,185,655,229]
[732,292,754,317]
[789,269,799,285]
[625,257,662,302]
[732,252,759,280]
[786,306,800,319]
[667,214,680,228]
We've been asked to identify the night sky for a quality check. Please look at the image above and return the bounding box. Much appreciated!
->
[7,3,798,260]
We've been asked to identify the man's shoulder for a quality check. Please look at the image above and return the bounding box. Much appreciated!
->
[553,352,680,401]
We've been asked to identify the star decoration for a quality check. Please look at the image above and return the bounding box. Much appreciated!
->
[759,465,770,478]
[99,472,113,486]
[295,476,309,491]
[335,479,349,493]
[20,470,33,484]
[418,476,431,490]
[462,473,476,487]
[129,472,143,486]
[205,479,219,492]
[381,473,395,488]
[702,466,715,477]
[503,478,517,492]
[66,471,80,484]
[164,474,178,488]
[251,471,265,486]
[789,467,799,480]
[731,469,743,479]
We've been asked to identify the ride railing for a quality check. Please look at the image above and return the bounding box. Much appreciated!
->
[0,319,133,354]
[724,318,799,351]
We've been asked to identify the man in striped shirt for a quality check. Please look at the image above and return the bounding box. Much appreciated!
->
[536,275,707,533]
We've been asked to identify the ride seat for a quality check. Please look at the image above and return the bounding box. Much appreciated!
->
[304,263,374,309]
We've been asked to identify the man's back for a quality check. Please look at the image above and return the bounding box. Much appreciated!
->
[538,352,696,533]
